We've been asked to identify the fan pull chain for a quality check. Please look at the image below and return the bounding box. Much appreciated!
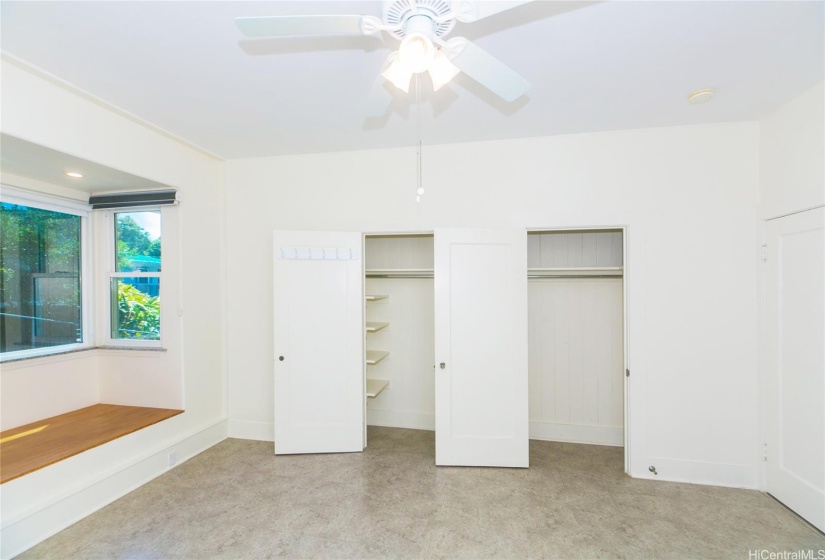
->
[415,75,425,203]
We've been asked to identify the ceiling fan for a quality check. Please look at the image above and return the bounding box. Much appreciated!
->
[235,0,534,116]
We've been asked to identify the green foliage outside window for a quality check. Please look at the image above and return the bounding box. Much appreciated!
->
[115,282,160,339]
[0,202,82,353]
[113,212,161,340]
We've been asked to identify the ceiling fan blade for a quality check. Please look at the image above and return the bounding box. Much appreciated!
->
[451,0,534,23]
[446,38,530,102]
[235,15,381,38]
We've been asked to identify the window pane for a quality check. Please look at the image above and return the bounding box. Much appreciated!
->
[0,203,82,353]
[111,278,160,340]
[115,211,161,272]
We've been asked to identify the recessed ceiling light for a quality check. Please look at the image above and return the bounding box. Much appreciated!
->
[688,88,715,105]
[64,171,83,178]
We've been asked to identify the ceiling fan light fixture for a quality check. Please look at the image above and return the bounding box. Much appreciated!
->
[399,34,435,73]
[381,54,414,93]
[398,14,436,73]
[428,49,460,91]
[239,0,536,110]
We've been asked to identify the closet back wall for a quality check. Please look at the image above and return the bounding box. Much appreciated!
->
[225,122,760,487]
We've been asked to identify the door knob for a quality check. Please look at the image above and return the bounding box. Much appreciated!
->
[278,356,285,361]
[440,362,446,369]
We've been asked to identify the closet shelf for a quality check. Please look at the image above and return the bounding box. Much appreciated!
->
[366,379,389,398]
[366,321,389,333]
[365,269,434,279]
[366,350,389,365]
[366,295,388,301]
[528,267,623,279]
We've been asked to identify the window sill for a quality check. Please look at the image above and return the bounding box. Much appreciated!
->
[1,345,167,364]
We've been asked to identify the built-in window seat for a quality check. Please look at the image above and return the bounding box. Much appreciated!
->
[0,404,183,484]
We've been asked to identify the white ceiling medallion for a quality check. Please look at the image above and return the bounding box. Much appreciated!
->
[688,88,715,105]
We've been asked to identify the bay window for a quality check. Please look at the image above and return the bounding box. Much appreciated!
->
[0,189,90,359]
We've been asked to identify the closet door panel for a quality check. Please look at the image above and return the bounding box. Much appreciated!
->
[434,228,528,467]
[273,231,364,455]
[765,208,825,532]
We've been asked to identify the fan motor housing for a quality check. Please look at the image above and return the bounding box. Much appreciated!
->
[383,0,455,40]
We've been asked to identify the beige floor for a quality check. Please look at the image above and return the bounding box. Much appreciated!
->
[20,427,825,559]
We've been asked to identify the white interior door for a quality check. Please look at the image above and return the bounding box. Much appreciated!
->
[765,207,824,531]
[434,228,528,467]
[273,231,364,455]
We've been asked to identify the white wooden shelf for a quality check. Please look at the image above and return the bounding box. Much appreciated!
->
[366,378,389,398]
[366,321,389,333]
[366,295,388,301]
[366,350,389,365]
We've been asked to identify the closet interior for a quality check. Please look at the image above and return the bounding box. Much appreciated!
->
[527,229,625,447]
[364,234,436,431]
[360,229,625,449]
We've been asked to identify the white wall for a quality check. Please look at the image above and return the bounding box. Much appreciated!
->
[0,58,227,559]
[225,121,761,488]
[759,81,824,218]
[1,351,100,428]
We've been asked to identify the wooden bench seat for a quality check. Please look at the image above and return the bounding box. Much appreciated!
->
[0,404,183,484]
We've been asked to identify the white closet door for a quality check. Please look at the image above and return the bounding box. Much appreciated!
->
[434,228,528,467]
[273,231,364,455]
[765,207,824,531]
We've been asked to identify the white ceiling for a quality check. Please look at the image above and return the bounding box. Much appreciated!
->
[1,1,823,160]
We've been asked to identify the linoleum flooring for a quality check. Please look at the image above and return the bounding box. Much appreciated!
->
[18,427,825,559]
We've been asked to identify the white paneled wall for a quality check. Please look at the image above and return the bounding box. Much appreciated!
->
[528,278,624,446]
[365,235,434,270]
[528,231,623,268]
[365,278,435,430]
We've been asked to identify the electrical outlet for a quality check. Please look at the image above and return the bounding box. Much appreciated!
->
[168,450,177,467]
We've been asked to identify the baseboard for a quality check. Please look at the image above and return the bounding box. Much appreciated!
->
[529,421,623,447]
[644,456,758,489]
[367,409,434,431]
[0,418,228,560]
[228,418,274,442]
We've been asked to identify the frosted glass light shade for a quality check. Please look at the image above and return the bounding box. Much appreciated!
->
[382,55,414,93]
[399,33,436,73]
[428,50,460,91]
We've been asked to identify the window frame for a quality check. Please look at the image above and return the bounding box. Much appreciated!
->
[103,207,164,348]
[0,185,93,362]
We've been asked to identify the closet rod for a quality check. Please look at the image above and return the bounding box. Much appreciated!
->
[366,273,434,279]
[528,274,623,279]
[528,267,623,279]
[365,269,434,279]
